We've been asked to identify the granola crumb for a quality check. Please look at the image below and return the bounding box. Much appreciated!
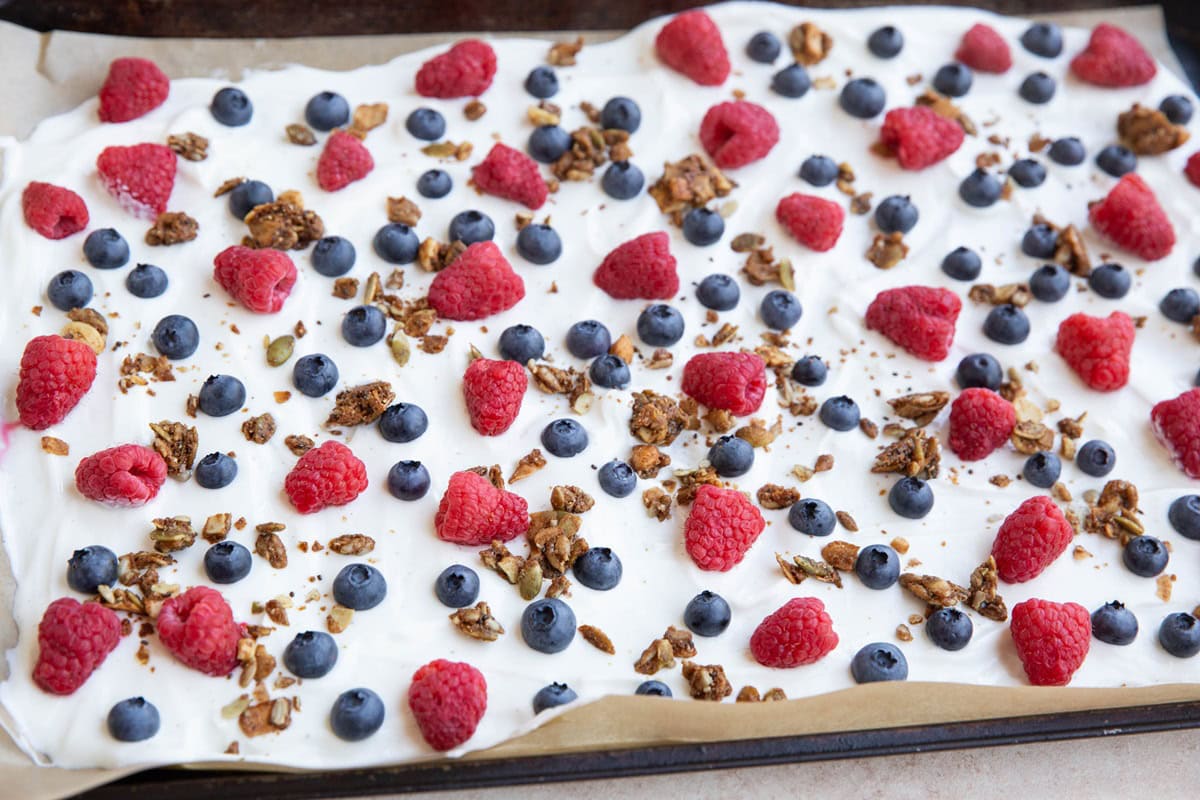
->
[242,413,277,444]
[579,624,615,655]
[681,661,732,701]
[284,434,314,456]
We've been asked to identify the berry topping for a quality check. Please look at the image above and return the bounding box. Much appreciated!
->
[406,107,446,141]
[304,91,350,131]
[1009,598,1090,686]
[107,697,160,742]
[749,597,838,668]
[521,598,576,653]
[867,26,904,58]
[516,223,562,264]
[683,484,765,571]
[428,241,525,321]
[1092,602,1138,646]
[948,388,1015,461]
[66,546,119,594]
[655,10,730,86]
[21,182,89,240]
[864,285,961,361]
[761,289,802,330]
[213,246,298,313]
[435,565,480,608]
[983,304,1030,345]
[991,496,1074,584]
[204,541,252,585]
[524,67,559,98]
[776,192,844,252]
[97,57,169,123]
[1021,22,1063,58]
[699,101,779,169]
[33,597,120,695]
[681,351,767,416]
[839,77,886,118]
[194,452,237,489]
[572,547,622,590]
[956,352,1003,390]
[292,353,339,397]
[471,143,548,209]
[600,97,642,133]
[851,643,908,683]
[533,683,577,714]
[799,155,838,186]
[228,180,272,220]
[462,356,527,436]
[1070,23,1155,87]
[333,563,388,610]
[210,87,252,126]
[387,461,431,501]
[331,688,386,741]
[408,659,488,751]
[602,161,644,199]
[198,374,246,417]
[566,320,612,358]
[708,435,754,477]
[541,418,589,457]
[684,591,732,637]
[96,143,177,219]
[1023,452,1063,488]
[682,207,725,246]
[317,130,374,192]
[1055,311,1134,392]
[74,444,167,507]
[1151,388,1200,478]
[879,106,964,170]
[597,459,637,498]
[283,631,339,678]
[819,395,861,432]
[498,324,545,364]
[788,498,835,537]
[746,31,782,63]
[955,23,1012,73]
[1123,535,1168,578]
[157,586,242,677]
[1088,173,1175,261]
[927,608,973,651]
[16,334,97,430]
[1159,613,1200,658]
[283,441,368,514]
[888,476,934,519]
[855,544,900,590]
[415,40,497,98]
[933,63,973,97]
[434,471,529,545]
[593,232,679,300]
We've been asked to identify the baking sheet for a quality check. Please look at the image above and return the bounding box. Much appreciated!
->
[0,5,1194,799]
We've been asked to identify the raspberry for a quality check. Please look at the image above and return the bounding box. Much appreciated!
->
[316,130,374,192]
[213,245,298,313]
[33,598,120,695]
[1070,24,1155,88]
[1088,173,1174,261]
[408,659,487,751]
[1186,151,1200,188]
[1151,388,1200,479]
[284,441,368,514]
[699,101,780,169]
[16,335,97,430]
[683,484,765,571]
[954,23,1012,73]
[21,182,89,239]
[948,388,1016,461]
[655,10,730,86]
[97,57,169,123]
[428,241,525,321]
[593,232,679,300]
[1055,311,1134,392]
[749,597,838,668]
[991,496,1074,583]
[470,143,547,210]
[157,587,242,677]
[1009,598,1090,686]
[864,285,961,362]
[776,193,844,252]
[75,444,167,507]
[879,106,965,170]
[463,357,527,436]
[434,471,529,546]
[681,351,768,416]
[96,143,177,220]
[415,40,497,99]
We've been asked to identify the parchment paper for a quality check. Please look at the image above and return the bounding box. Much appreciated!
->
[0,6,1194,799]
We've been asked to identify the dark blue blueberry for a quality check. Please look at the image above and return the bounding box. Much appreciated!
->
[333,563,387,610]
[293,353,338,397]
[959,169,1002,207]
[956,353,1003,390]
[372,223,419,264]
[311,236,356,276]
[152,314,198,360]
[819,395,860,432]
[889,476,934,519]
[435,564,480,608]
[499,324,545,363]
[601,161,644,199]
[635,680,671,697]
[66,545,119,593]
[283,631,338,678]
[83,228,130,270]
[933,63,973,97]
[791,355,827,387]
[682,207,725,246]
[387,460,430,501]
[799,155,839,186]
[524,66,559,99]
[405,107,446,141]
[1022,223,1058,258]
[107,698,160,742]
[696,274,740,311]
[1088,263,1131,298]
[1160,288,1200,323]
[330,688,385,741]
[1029,264,1070,302]
[126,263,168,298]
[198,375,246,417]
[589,354,630,389]
[1009,158,1047,188]
[1096,145,1137,178]
[1076,439,1116,477]
[636,304,685,346]
[516,223,562,264]
[746,31,782,63]
[1018,72,1056,104]
[941,246,982,281]
[528,125,572,163]
[927,608,973,651]
[1124,535,1168,577]
[1048,137,1086,166]
[204,541,252,584]
[521,598,576,653]
[541,419,588,458]
[983,304,1030,345]
[838,77,886,118]
[760,289,802,330]
[1092,601,1138,645]
[867,25,904,58]
[788,498,835,537]
[533,683,577,713]
[851,643,908,683]
[210,87,252,126]
[1020,22,1063,57]
[772,64,811,98]
[598,460,637,498]
[195,452,237,489]
[1169,495,1200,540]
[1160,94,1194,125]
[874,195,918,234]
[684,591,731,637]
[854,544,900,590]
[1023,451,1062,488]
[47,270,93,311]
[600,97,641,133]
[1159,612,1200,657]
[342,304,387,346]
[228,179,273,220]
[305,91,350,131]
[708,435,754,477]
[449,210,495,245]
[416,169,453,199]
[566,320,611,358]
[573,547,622,590]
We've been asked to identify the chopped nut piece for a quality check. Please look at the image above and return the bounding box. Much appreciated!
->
[757,483,800,510]
[674,465,721,506]
[1118,103,1190,154]
[239,699,292,737]
[550,485,595,513]
[888,392,950,426]
[546,575,571,598]
[215,177,246,197]
[325,381,395,427]
[789,21,833,65]
[736,417,782,448]
[896,624,914,642]
[645,349,674,370]
[664,626,697,658]
[872,427,941,479]
[145,211,198,246]
[327,605,354,634]
[149,420,198,480]
[328,534,375,556]
[480,541,524,584]
[350,102,388,136]
[579,624,615,654]
[630,444,671,478]
[467,464,506,491]
[681,661,732,701]
[255,532,288,569]
[966,556,1008,622]
[242,413,276,444]
[642,487,672,521]
[866,232,909,269]
[149,516,196,554]
[968,282,1033,308]
[286,124,317,146]
[450,602,505,641]
[834,511,858,532]
[990,475,1011,487]
[517,559,543,601]
[284,435,314,456]
[737,686,761,703]
[892,537,910,554]
[1156,574,1175,603]
[814,454,834,473]
[387,196,421,226]
[548,126,631,181]
[1085,479,1143,543]
[118,352,175,394]
[243,200,323,250]
[527,360,594,414]
[548,36,584,66]
[1058,413,1086,439]
[649,154,735,226]
[609,333,634,363]
[1011,421,1055,454]
[915,89,977,135]
[203,513,232,544]
[704,407,736,433]
[510,449,547,483]
[526,510,588,577]
[741,244,782,286]
[167,132,208,161]
[899,573,968,607]
[266,335,295,367]
[821,540,860,571]
[629,390,690,445]
[634,637,675,675]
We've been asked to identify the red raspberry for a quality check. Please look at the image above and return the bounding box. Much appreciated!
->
[991,496,1074,583]
[655,9,730,86]
[683,485,765,571]
[157,587,242,677]
[948,388,1015,461]
[75,444,167,507]
[16,335,97,430]
[878,106,965,170]
[954,23,1012,73]
[434,471,529,546]
[680,351,767,416]
[1070,23,1156,87]
[864,285,961,362]
[1151,388,1200,479]
[1009,598,1090,686]
[316,130,374,192]
[776,193,844,252]
[1088,173,1174,261]
[213,245,298,313]
[97,57,169,123]
[1054,311,1134,392]
[1186,151,1200,188]
[415,40,497,99]
[750,597,838,668]
[21,182,89,239]
[96,143,177,220]
[699,101,780,169]
[284,441,368,514]
[593,231,679,300]
[408,659,487,751]
[33,598,121,695]
[470,143,547,210]
[428,241,525,321]
[463,357,527,436]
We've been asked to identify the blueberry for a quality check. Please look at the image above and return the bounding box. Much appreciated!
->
[1021,22,1063,57]
[983,304,1031,345]
[1160,94,1194,125]
[888,476,934,519]
[152,314,199,360]
[959,169,1002,207]
[333,563,387,610]
[1021,223,1058,258]
[636,304,685,346]
[772,64,811,98]
[66,545,119,593]
[283,631,338,678]
[541,419,588,457]
[682,207,724,246]
[635,680,671,697]
[516,223,563,264]
[83,228,130,270]
[47,270,93,311]
[933,63,973,97]
[435,564,480,608]
[854,544,900,590]
[598,460,637,498]
[1159,612,1200,657]
[851,643,908,683]
[1048,137,1086,166]
[600,97,641,133]
[195,452,237,489]
[372,223,419,264]
[1076,439,1116,477]
[799,155,839,186]
[1096,145,1137,177]
[107,698,160,742]
[228,179,272,220]
[819,395,860,431]
[1092,601,1138,645]
[1169,495,1200,540]
[1088,263,1131,299]
[210,87,253,126]
[311,235,356,276]
[521,598,576,653]
[874,195,918,234]
[1029,264,1070,302]
[573,547,622,590]
[696,273,740,311]
[941,246,982,281]
[387,460,431,501]
[791,355,827,387]
[927,608,973,651]
[838,77,886,118]
[533,683,577,713]
[305,91,350,131]
[449,210,495,245]
[528,125,572,163]
[1124,535,1168,577]
[1023,452,1062,488]
[330,688,385,741]
[788,498,835,537]
[601,161,644,199]
[342,304,387,346]
[708,435,754,477]
[867,25,904,58]
[498,324,545,363]
[524,66,559,98]
[1160,287,1200,323]
[684,591,732,637]
[760,289,802,330]
[589,354,631,389]
[293,353,339,397]
[126,263,168,298]
[956,353,1003,390]
[416,169,453,199]
[204,541,252,584]
[1018,72,1056,104]
[406,107,447,140]
[566,320,611,358]
[746,31,782,63]
[198,374,246,417]
[1009,158,1047,188]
